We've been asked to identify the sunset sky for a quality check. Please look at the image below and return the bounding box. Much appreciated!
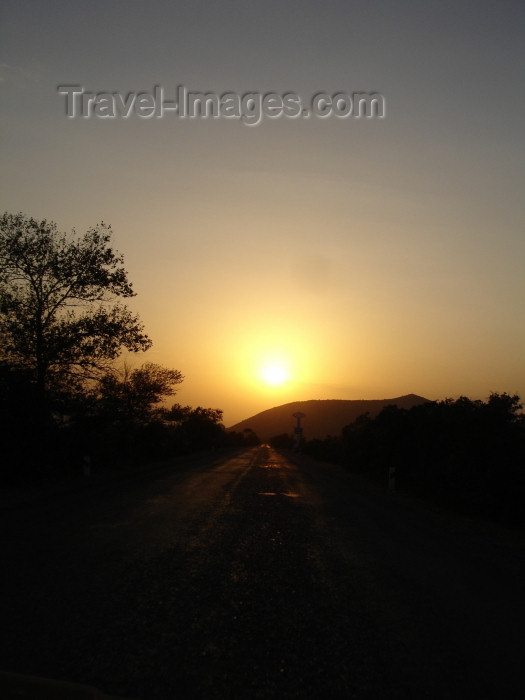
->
[1,0,524,426]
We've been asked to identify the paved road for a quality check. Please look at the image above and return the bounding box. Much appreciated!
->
[1,445,524,699]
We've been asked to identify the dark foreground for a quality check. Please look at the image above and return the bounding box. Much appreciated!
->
[1,446,524,699]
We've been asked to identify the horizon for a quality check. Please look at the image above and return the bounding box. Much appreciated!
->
[226,393,432,428]
[225,389,524,429]
[1,1,524,427]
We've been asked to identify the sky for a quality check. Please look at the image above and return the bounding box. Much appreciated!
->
[1,0,524,426]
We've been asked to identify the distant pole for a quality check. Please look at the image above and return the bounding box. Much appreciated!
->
[292,412,306,452]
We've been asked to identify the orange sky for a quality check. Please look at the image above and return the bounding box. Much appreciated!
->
[1,1,524,425]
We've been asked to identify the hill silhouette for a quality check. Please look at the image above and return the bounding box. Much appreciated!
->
[228,395,430,441]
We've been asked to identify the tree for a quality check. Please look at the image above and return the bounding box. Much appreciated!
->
[0,213,152,404]
[242,427,261,446]
[181,406,225,448]
[269,432,294,449]
[165,404,226,449]
[97,362,184,423]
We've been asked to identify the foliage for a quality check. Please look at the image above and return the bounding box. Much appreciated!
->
[240,428,261,446]
[0,212,151,397]
[303,394,525,524]
[0,212,237,480]
[268,433,295,449]
[225,429,262,448]
[164,404,227,450]
[96,362,184,423]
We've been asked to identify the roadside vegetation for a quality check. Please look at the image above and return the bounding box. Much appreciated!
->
[3,212,522,525]
[0,213,258,484]
[297,393,525,525]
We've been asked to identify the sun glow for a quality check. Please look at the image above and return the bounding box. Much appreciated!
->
[226,320,322,401]
[260,363,289,386]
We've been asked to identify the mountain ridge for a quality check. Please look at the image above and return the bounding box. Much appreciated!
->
[228,394,431,441]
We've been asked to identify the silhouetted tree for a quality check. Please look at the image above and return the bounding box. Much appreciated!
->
[242,428,261,446]
[337,394,525,523]
[0,362,50,479]
[96,362,183,423]
[164,404,226,450]
[181,407,225,448]
[220,430,260,447]
[269,433,295,449]
[0,213,151,418]
[303,435,343,462]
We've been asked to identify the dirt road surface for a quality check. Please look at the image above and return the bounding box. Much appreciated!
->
[1,446,523,699]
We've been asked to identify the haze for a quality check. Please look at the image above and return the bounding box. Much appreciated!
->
[1,0,524,425]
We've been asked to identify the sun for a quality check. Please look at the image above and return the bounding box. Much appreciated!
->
[260,363,290,386]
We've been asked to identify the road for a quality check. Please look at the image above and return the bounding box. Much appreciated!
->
[1,445,524,699]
